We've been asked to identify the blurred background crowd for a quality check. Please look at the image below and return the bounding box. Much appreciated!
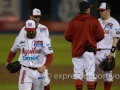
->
[0,0,120,33]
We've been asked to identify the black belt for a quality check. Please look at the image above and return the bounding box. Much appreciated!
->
[97,48,111,51]
[22,65,38,70]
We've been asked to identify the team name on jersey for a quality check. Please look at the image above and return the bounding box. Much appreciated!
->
[105,23,113,29]
[23,55,39,61]
[22,47,41,56]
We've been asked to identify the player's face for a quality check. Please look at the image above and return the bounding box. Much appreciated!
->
[26,31,36,39]
[99,9,108,20]
[30,15,40,23]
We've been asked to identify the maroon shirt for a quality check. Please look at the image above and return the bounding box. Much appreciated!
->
[64,13,104,57]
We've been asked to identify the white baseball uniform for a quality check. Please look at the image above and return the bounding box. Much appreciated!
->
[11,29,53,90]
[95,17,120,81]
[18,23,50,86]
[72,51,96,81]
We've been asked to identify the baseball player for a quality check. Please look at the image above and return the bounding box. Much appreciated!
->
[64,1,104,90]
[5,19,53,90]
[95,2,120,90]
[19,8,49,37]
[18,8,51,90]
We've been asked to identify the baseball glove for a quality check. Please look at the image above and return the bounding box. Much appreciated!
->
[117,39,120,51]
[84,44,95,52]
[6,61,21,73]
[99,56,115,71]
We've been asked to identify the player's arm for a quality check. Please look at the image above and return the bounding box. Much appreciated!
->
[43,54,53,68]
[95,20,105,42]
[112,38,119,47]
[6,37,19,66]
[64,22,72,42]
[37,36,53,73]
[107,38,119,59]
[108,23,120,57]
[43,37,53,68]
[110,37,119,53]
[37,54,53,74]
[6,27,24,66]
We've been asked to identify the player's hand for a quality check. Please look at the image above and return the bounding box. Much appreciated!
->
[5,62,9,67]
[107,52,114,62]
[37,65,46,74]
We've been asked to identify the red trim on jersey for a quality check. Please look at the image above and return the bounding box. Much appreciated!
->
[44,54,53,68]
[6,51,16,63]
[21,70,26,84]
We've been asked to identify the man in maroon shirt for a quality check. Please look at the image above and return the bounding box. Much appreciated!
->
[64,1,104,90]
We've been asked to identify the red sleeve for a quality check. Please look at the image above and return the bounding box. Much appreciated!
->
[95,20,104,42]
[44,54,53,68]
[6,51,16,63]
[64,22,72,42]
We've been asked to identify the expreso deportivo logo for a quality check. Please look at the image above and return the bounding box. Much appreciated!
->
[48,73,120,81]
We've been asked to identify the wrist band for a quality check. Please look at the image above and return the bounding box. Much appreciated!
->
[111,46,116,53]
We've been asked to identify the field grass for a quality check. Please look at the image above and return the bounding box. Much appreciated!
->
[0,34,120,66]
[0,83,119,90]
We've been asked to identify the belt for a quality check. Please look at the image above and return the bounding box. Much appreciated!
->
[97,48,111,51]
[22,65,38,70]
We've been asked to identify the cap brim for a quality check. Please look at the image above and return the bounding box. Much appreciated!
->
[33,15,42,16]
[25,28,36,31]
[97,8,106,10]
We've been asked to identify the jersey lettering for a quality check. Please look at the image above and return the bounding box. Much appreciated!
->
[23,55,39,61]
[22,47,41,56]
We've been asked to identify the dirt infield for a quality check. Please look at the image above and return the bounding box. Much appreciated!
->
[0,65,120,86]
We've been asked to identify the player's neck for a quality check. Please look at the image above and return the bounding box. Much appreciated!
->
[101,15,111,22]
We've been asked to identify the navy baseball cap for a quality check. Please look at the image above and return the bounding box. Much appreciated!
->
[79,1,93,11]
[97,2,111,10]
